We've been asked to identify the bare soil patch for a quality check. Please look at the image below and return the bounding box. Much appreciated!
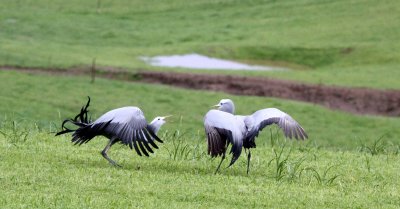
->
[2,66,399,117]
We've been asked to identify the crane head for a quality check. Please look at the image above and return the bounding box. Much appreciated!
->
[213,99,235,114]
[149,115,172,134]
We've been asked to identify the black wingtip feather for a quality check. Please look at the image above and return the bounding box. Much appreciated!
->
[139,131,154,153]
[143,129,159,149]
[299,127,308,140]
[128,140,133,150]
[132,131,142,156]
[137,140,149,157]
[133,141,142,156]
[146,126,163,143]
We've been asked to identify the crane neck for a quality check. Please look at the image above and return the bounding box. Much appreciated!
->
[148,119,166,135]
[147,123,159,134]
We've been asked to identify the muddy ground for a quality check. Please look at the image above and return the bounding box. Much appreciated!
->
[2,67,400,117]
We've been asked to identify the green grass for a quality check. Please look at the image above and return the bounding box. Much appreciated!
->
[1,119,399,208]
[1,0,400,207]
[1,71,400,208]
[1,0,399,88]
[1,70,399,149]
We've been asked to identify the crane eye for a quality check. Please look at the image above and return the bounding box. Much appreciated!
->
[158,118,160,120]
[220,103,223,105]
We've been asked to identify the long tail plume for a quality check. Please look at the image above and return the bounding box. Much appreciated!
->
[55,96,92,136]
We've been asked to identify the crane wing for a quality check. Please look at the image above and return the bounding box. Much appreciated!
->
[204,110,244,166]
[93,107,162,157]
[244,108,307,147]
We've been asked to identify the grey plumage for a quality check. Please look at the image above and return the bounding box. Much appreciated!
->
[204,99,308,174]
[56,97,169,166]
[204,110,246,169]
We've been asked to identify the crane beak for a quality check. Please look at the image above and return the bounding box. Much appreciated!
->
[161,115,173,120]
[212,104,221,108]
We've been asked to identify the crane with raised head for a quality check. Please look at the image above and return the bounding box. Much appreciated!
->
[204,99,308,174]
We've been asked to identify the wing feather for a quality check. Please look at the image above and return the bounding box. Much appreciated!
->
[143,129,159,149]
[146,125,163,143]
[133,140,142,156]
[91,106,163,156]
[128,135,133,150]
[139,130,154,153]
[205,125,225,157]
[245,108,308,146]
[137,140,149,157]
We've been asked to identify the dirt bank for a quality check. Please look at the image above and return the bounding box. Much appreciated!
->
[2,67,399,117]
[138,71,400,117]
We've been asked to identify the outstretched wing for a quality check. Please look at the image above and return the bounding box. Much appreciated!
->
[244,108,307,147]
[94,107,162,157]
[204,110,244,166]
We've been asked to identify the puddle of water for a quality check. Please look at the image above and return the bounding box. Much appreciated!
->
[139,53,281,71]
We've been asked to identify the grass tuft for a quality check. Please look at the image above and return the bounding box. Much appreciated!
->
[162,129,205,161]
[302,165,341,186]
[0,119,31,146]
[359,134,399,156]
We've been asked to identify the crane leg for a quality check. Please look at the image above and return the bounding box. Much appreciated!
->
[215,153,226,174]
[101,138,121,167]
[246,149,251,175]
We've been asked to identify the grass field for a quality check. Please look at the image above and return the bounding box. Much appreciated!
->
[1,71,399,148]
[1,127,399,208]
[1,71,400,208]
[1,0,400,208]
[1,0,400,88]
